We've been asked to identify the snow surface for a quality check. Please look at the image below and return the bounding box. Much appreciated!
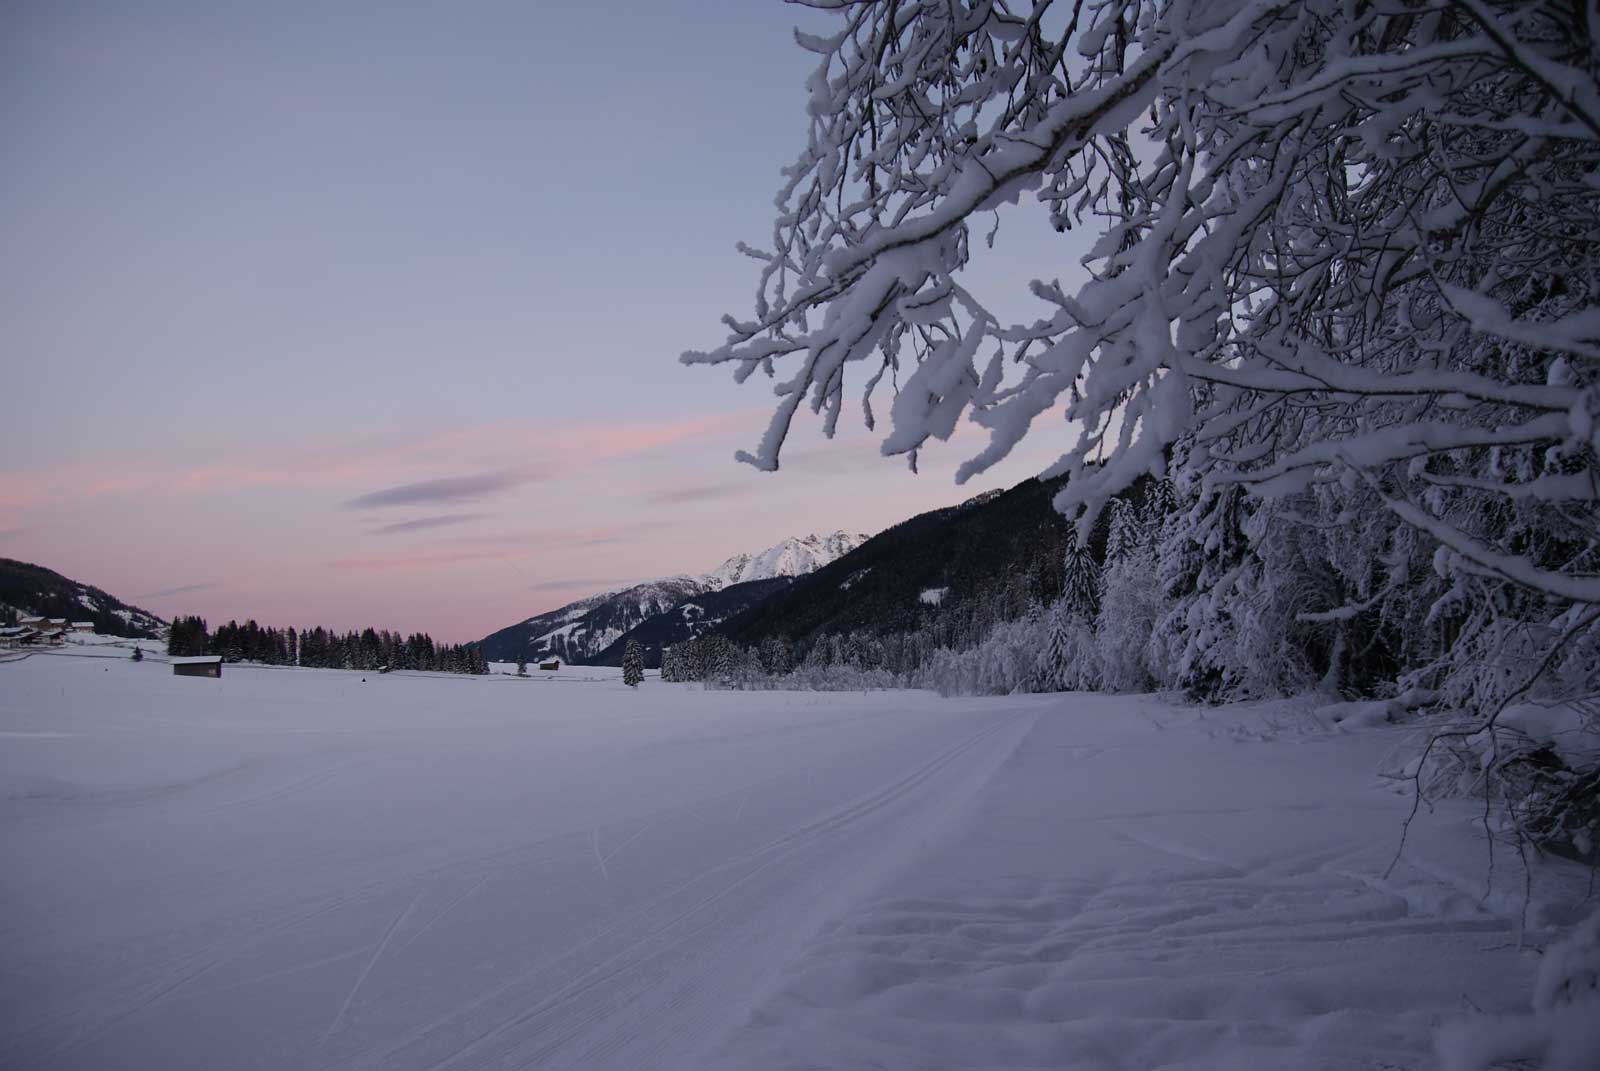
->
[920,586,950,606]
[1,655,1593,1070]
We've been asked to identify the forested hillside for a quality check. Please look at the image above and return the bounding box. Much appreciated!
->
[589,577,793,668]
[0,558,164,638]
[478,577,708,664]
[719,479,1073,650]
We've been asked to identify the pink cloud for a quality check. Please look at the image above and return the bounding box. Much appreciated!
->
[0,409,766,516]
[323,525,636,573]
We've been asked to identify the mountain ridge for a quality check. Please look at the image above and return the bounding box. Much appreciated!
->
[477,531,867,663]
[703,532,867,589]
[587,577,796,668]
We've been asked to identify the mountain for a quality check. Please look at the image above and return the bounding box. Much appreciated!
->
[478,576,708,664]
[0,558,166,638]
[477,532,868,664]
[715,477,1074,648]
[588,577,795,668]
[703,532,868,588]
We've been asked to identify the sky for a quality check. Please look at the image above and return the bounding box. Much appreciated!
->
[2,0,1091,642]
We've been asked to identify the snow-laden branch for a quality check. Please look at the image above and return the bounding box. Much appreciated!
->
[688,0,1599,634]
[1368,478,1600,605]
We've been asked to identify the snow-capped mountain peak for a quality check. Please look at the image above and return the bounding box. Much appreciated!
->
[703,532,868,590]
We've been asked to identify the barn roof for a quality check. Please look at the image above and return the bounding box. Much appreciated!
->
[170,655,223,665]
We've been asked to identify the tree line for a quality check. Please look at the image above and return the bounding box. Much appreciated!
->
[167,615,488,674]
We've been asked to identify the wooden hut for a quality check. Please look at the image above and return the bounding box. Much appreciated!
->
[539,659,561,671]
[171,655,223,678]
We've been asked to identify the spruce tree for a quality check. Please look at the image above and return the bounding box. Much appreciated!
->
[622,639,643,688]
[516,652,528,677]
[1060,531,1101,619]
[706,637,735,684]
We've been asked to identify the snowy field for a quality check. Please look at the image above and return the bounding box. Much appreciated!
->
[1,650,1593,1070]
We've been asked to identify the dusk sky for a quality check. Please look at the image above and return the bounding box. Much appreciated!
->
[3,0,1086,642]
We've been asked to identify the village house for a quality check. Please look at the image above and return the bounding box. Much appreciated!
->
[0,626,37,649]
[71,621,95,634]
[540,659,561,671]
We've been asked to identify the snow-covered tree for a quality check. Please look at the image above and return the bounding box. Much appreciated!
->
[516,652,528,677]
[623,639,644,688]
[688,0,1598,853]
[1096,496,1163,692]
[758,634,795,676]
[689,0,1595,641]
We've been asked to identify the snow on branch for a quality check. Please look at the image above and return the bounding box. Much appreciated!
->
[688,0,1599,620]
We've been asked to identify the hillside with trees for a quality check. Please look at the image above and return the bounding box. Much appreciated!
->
[588,576,795,669]
[718,479,1075,651]
[0,558,164,638]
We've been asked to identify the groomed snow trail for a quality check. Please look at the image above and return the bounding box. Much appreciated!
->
[707,694,1595,1070]
[0,654,1033,1071]
[2,653,1592,1070]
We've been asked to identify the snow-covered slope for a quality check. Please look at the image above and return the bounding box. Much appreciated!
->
[588,577,796,667]
[478,576,708,664]
[479,532,868,663]
[702,532,867,589]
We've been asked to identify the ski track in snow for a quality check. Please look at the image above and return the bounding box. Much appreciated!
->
[0,653,1593,1071]
[320,891,423,1046]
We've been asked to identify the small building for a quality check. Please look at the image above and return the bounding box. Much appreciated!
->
[172,655,223,679]
[71,621,95,634]
[539,659,561,671]
[18,616,44,630]
[0,626,37,649]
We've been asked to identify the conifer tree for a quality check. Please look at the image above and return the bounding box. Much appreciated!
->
[622,639,643,688]
[516,652,528,677]
[1060,532,1101,620]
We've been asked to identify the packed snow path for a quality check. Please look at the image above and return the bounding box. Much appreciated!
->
[1,653,1589,1070]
